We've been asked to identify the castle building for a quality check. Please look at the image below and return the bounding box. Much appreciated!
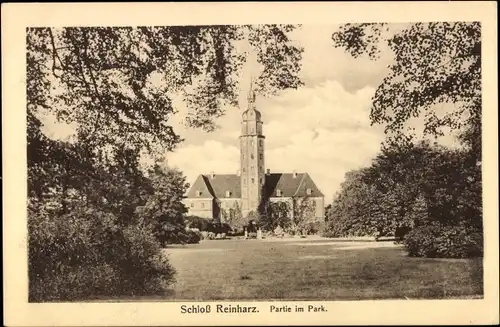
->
[183,84,325,223]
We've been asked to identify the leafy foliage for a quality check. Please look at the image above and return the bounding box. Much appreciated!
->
[135,164,190,245]
[28,202,175,302]
[185,215,211,231]
[325,140,482,257]
[27,24,304,300]
[404,223,483,258]
[332,22,481,157]
[261,201,292,231]
[330,22,482,258]
[259,197,319,235]
[291,196,317,235]
[28,25,303,149]
[220,201,245,228]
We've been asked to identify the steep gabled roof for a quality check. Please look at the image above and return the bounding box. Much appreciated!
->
[293,173,324,197]
[185,174,213,198]
[264,173,323,198]
[203,174,241,198]
[185,172,324,199]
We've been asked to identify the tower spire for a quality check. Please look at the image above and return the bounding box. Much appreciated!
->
[247,77,256,104]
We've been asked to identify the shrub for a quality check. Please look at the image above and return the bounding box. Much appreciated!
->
[403,223,483,258]
[302,221,325,235]
[323,216,349,238]
[185,230,202,244]
[228,227,245,237]
[28,204,176,302]
[163,228,201,245]
[321,231,340,238]
[207,222,231,234]
[185,215,210,231]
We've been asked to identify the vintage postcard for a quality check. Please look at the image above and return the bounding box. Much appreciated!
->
[2,1,499,326]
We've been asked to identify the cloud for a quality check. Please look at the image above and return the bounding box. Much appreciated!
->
[261,80,380,150]
[166,140,240,189]
[291,25,394,92]
[170,79,385,202]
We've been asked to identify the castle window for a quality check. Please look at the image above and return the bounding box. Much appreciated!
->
[259,153,263,160]
[190,203,194,208]
[196,191,202,197]
[250,166,254,173]
[276,189,282,197]
[251,178,255,184]
[259,140,263,146]
[306,188,312,195]
[226,190,231,197]
[242,168,246,173]
[251,154,254,159]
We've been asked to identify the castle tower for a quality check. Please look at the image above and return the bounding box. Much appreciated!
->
[240,81,265,218]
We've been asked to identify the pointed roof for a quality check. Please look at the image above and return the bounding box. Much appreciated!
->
[263,173,323,198]
[247,78,256,103]
[185,172,323,200]
[185,175,213,198]
[242,78,262,121]
[206,174,241,198]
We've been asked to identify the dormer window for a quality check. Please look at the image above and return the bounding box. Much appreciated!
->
[225,190,231,197]
[306,188,312,195]
[276,189,282,197]
[196,191,202,197]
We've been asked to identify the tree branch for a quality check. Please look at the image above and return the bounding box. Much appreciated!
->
[48,28,65,78]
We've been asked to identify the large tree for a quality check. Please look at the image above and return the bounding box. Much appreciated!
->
[261,201,292,232]
[27,24,304,300]
[28,25,303,156]
[332,22,481,159]
[135,164,190,245]
[28,24,305,213]
[331,22,482,256]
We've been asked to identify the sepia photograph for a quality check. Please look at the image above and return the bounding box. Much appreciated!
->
[3,2,499,326]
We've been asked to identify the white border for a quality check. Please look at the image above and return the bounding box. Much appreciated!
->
[2,2,498,326]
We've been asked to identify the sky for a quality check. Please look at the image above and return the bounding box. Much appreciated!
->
[41,24,461,203]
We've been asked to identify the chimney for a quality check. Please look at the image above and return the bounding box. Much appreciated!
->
[266,169,270,175]
[293,170,297,178]
[236,170,241,176]
[211,171,216,179]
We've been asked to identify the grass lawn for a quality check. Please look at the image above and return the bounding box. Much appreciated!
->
[157,238,483,301]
